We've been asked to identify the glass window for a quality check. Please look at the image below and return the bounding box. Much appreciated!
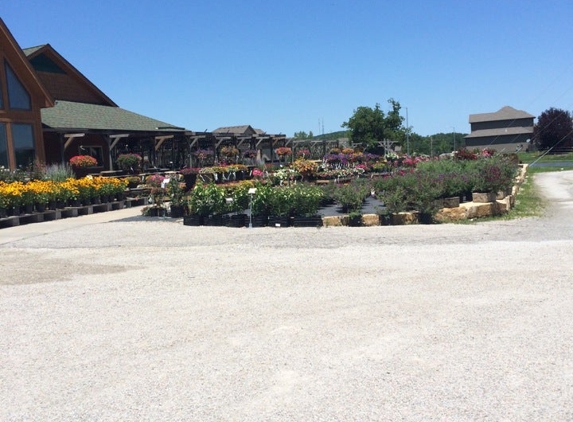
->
[5,61,31,110]
[0,76,3,109]
[12,123,35,168]
[0,123,8,168]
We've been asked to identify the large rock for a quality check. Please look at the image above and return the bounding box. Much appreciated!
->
[322,216,343,227]
[390,212,418,225]
[435,207,467,222]
[461,202,495,218]
[362,214,380,226]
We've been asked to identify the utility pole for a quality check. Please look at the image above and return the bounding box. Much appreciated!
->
[406,107,410,155]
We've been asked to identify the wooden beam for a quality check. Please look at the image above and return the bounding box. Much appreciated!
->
[63,133,85,150]
[256,137,269,148]
[109,134,129,150]
[189,136,202,149]
[155,135,173,151]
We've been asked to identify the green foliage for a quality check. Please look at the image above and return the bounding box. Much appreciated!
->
[293,130,314,139]
[188,182,226,216]
[290,184,325,217]
[224,183,250,213]
[341,99,405,151]
[167,177,185,206]
[267,186,293,217]
[471,156,518,193]
[251,183,273,217]
[378,184,408,214]
[116,153,142,173]
[333,180,370,213]
[43,163,75,182]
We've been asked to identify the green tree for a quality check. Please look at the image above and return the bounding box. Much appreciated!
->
[293,130,314,139]
[533,107,573,151]
[341,99,405,151]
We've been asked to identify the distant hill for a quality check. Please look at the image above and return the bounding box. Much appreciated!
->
[312,130,349,140]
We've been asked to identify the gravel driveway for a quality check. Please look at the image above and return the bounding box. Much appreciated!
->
[1,171,572,421]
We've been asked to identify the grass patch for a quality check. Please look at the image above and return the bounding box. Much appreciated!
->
[518,151,573,164]
[505,172,545,219]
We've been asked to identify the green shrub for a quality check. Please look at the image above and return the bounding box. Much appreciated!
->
[334,180,370,213]
[188,182,226,216]
[290,184,324,217]
[267,186,293,217]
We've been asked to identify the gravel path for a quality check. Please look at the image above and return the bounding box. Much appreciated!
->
[1,171,572,421]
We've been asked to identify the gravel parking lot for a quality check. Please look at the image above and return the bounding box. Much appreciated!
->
[1,171,572,421]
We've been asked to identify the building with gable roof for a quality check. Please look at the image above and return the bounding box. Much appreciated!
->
[464,106,534,152]
[0,18,188,171]
[1,18,291,171]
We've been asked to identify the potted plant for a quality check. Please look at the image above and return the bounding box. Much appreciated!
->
[222,183,251,227]
[291,159,319,182]
[186,182,226,225]
[180,167,200,191]
[250,183,272,227]
[407,172,445,224]
[219,145,239,163]
[70,155,97,169]
[116,153,142,174]
[193,149,214,167]
[290,184,324,227]
[148,186,167,217]
[167,177,186,218]
[69,155,98,178]
[267,186,293,227]
[275,146,292,164]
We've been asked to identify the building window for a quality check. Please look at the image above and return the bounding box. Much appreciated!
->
[5,61,31,110]
[12,123,35,168]
[79,145,104,166]
[0,123,8,168]
[0,76,3,109]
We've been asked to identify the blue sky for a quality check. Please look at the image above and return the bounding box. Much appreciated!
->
[2,1,572,137]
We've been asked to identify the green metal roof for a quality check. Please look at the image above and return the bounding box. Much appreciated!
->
[41,100,186,132]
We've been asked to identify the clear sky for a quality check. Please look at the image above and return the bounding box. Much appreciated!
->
[2,1,572,137]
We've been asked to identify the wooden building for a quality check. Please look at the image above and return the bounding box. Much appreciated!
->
[1,18,187,172]
[1,18,290,172]
[464,106,534,152]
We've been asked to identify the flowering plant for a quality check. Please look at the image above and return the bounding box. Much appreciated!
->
[0,181,23,208]
[291,159,318,179]
[252,168,264,178]
[145,174,165,187]
[69,155,97,168]
[180,167,201,175]
[193,149,214,161]
[150,187,167,207]
[296,148,311,158]
[243,149,257,158]
[220,145,239,158]
[275,147,292,156]
[116,153,141,172]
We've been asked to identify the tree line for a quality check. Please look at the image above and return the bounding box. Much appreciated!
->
[294,101,572,154]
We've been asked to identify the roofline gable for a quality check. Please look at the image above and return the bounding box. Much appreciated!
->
[469,106,535,123]
[0,18,54,108]
[23,43,118,107]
